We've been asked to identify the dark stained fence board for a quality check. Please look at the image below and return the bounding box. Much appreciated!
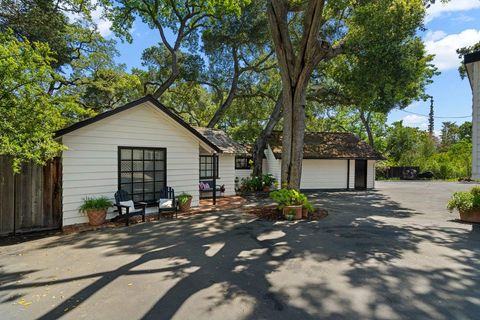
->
[0,157,15,235]
[0,156,62,236]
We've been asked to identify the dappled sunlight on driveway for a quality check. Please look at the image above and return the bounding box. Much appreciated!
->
[0,182,479,319]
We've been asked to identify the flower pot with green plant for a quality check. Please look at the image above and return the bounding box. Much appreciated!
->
[270,188,303,219]
[297,193,314,219]
[262,174,276,192]
[447,186,480,223]
[80,196,113,226]
[178,193,193,212]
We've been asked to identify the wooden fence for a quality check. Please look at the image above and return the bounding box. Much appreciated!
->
[0,156,62,236]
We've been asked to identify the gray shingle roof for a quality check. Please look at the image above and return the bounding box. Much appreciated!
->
[268,131,384,160]
[195,127,247,154]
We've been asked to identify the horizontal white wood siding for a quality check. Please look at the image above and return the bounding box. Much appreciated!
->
[235,169,251,181]
[348,160,355,189]
[300,159,348,189]
[218,154,235,196]
[61,102,203,226]
[367,160,376,189]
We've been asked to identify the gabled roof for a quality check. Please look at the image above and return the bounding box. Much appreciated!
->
[267,131,385,160]
[195,127,247,154]
[54,96,221,153]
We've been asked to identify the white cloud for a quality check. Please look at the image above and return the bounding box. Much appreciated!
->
[65,1,112,38]
[90,7,112,38]
[424,30,447,42]
[426,0,480,23]
[402,114,428,129]
[424,29,480,71]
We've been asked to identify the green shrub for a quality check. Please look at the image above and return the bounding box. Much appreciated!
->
[261,174,276,187]
[79,196,113,213]
[447,187,480,213]
[270,188,300,208]
[240,175,263,192]
[270,188,314,212]
[178,193,192,205]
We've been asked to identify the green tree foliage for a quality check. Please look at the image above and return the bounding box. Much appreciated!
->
[0,32,87,172]
[386,121,436,166]
[104,0,250,98]
[384,121,473,180]
[201,1,275,127]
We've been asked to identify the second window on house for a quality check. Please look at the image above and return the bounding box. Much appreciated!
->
[199,155,219,179]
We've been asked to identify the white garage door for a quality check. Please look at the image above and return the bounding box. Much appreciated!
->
[300,159,348,189]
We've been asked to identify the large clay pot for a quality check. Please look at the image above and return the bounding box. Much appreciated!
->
[459,210,480,223]
[283,205,302,220]
[87,209,107,226]
[302,207,309,219]
[179,196,193,212]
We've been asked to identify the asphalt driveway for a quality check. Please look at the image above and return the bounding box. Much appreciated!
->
[1,181,480,319]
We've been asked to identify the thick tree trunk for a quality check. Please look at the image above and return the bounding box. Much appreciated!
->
[359,110,375,148]
[253,92,283,176]
[267,0,333,190]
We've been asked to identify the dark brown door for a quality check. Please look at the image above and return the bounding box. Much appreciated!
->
[355,160,367,190]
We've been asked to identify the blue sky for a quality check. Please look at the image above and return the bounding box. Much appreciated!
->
[95,1,480,135]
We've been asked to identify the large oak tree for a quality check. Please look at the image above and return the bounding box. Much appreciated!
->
[266,0,429,189]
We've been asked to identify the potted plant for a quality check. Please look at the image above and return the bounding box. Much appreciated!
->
[262,174,276,192]
[447,186,480,223]
[286,208,295,221]
[270,188,303,220]
[298,193,314,219]
[178,193,193,212]
[80,196,113,226]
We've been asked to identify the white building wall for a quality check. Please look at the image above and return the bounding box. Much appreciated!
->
[264,145,281,184]
[472,61,480,179]
[61,102,204,226]
[235,169,252,181]
[217,154,236,196]
[348,160,355,189]
[300,159,349,189]
[367,160,376,189]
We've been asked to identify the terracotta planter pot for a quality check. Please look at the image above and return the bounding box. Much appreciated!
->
[86,209,107,226]
[263,186,271,192]
[179,196,193,212]
[283,205,302,220]
[302,208,309,219]
[459,210,480,223]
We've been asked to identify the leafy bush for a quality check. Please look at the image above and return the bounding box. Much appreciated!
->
[240,175,263,192]
[178,193,192,205]
[79,196,113,213]
[270,188,300,208]
[262,174,276,187]
[270,188,314,212]
[447,187,480,213]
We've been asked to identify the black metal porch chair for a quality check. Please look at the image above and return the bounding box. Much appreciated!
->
[158,186,178,219]
[114,190,147,226]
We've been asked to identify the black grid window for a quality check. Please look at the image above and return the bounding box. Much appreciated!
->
[235,156,252,169]
[118,147,166,202]
[200,155,218,179]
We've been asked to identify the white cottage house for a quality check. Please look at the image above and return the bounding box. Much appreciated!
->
[235,131,383,190]
[465,51,480,180]
[55,96,244,226]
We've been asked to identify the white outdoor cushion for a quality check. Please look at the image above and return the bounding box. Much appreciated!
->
[119,200,135,214]
[159,198,173,209]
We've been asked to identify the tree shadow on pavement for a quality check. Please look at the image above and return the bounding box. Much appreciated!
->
[1,191,479,319]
